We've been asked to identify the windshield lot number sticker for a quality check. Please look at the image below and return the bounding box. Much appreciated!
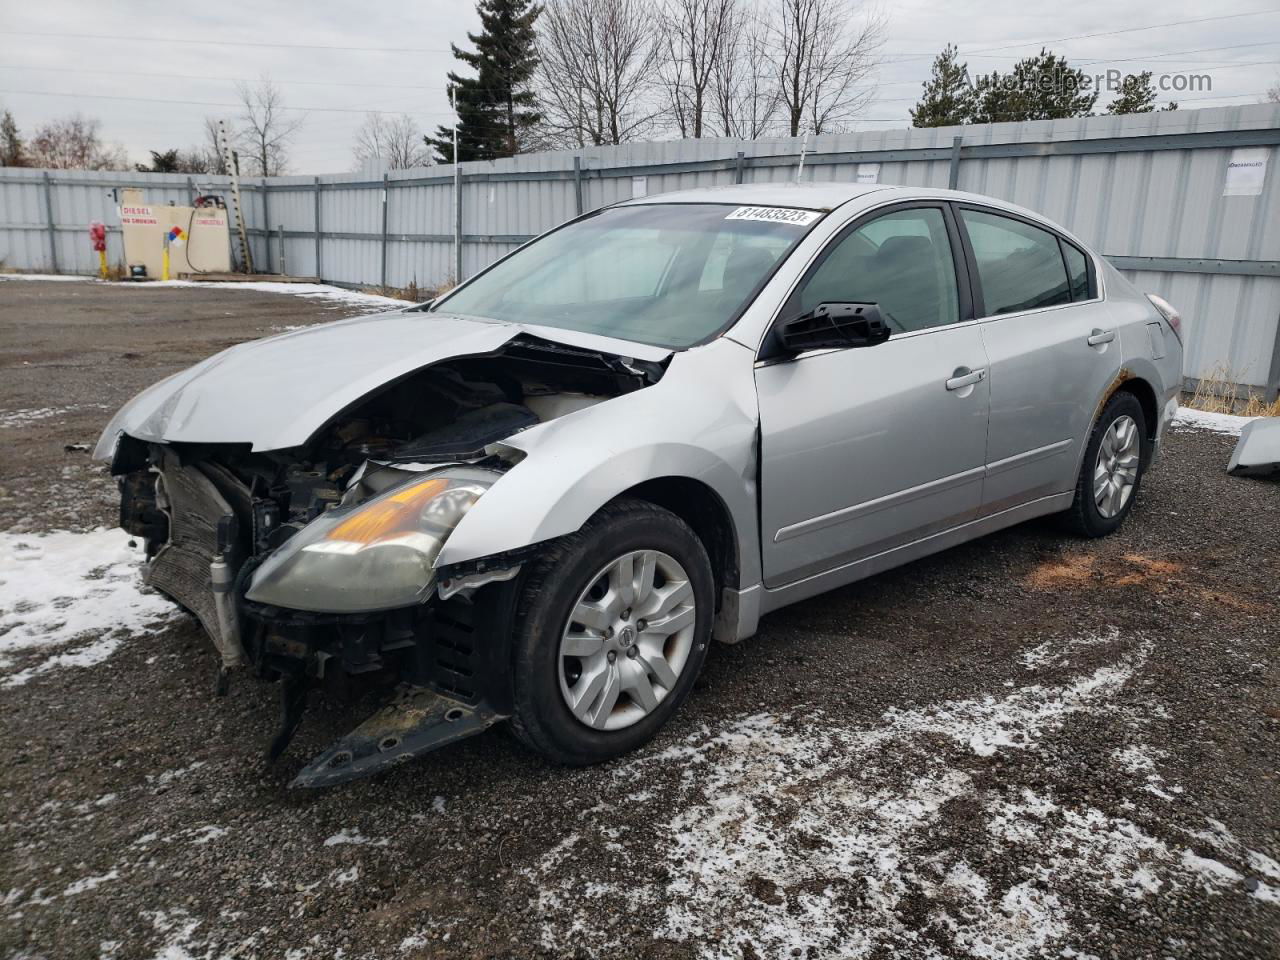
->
[725,206,821,226]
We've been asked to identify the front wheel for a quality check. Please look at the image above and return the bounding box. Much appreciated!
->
[509,499,714,765]
[1062,391,1149,537]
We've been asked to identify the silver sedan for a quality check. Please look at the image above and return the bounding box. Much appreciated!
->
[96,183,1184,785]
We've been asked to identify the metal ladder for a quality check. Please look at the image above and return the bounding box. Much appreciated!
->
[217,119,254,274]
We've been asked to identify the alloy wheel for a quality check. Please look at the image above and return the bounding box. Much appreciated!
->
[1093,414,1140,519]
[558,549,696,731]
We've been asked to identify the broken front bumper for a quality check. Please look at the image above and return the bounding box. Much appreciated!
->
[122,451,525,788]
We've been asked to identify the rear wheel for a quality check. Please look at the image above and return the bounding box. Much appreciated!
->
[510,499,714,765]
[1062,391,1149,537]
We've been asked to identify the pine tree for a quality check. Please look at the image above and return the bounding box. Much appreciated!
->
[0,110,25,167]
[971,49,1097,123]
[1107,71,1176,114]
[910,45,975,127]
[425,0,542,163]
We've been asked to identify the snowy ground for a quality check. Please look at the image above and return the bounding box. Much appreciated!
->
[1,277,1276,960]
[0,273,408,313]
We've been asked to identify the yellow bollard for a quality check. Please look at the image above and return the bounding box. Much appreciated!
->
[98,249,108,279]
[162,235,170,282]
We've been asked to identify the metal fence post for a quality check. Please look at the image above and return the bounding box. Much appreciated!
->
[1266,310,1280,404]
[573,156,583,216]
[948,136,964,190]
[454,169,463,283]
[313,177,323,281]
[41,171,59,274]
[735,151,745,184]
[277,224,286,277]
[261,180,271,274]
[381,174,390,289]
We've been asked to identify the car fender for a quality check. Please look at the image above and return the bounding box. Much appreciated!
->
[435,337,763,588]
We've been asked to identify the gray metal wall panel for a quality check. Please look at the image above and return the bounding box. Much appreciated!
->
[3,102,1277,389]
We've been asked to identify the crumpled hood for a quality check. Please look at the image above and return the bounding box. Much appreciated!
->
[94,308,671,458]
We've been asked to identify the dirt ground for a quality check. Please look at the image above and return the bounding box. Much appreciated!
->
[0,277,1277,960]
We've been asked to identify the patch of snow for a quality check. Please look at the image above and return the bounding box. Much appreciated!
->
[137,279,408,312]
[148,761,206,787]
[0,406,75,429]
[188,825,227,845]
[62,869,119,896]
[1018,626,1120,670]
[0,273,94,282]
[323,828,388,847]
[332,866,360,885]
[0,528,180,686]
[523,636,1277,957]
[1172,406,1255,436]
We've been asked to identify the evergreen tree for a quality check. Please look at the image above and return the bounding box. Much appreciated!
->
[1107,71,1177,114]
[0,110,25,167]
[426,0,542,163]
[910,45,976,127]
[971,49,1097,123]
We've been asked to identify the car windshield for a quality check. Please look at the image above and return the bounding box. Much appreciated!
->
[430,203,821,349]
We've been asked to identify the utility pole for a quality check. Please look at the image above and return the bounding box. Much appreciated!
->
[452,85,461,284]
[218,119,253,274]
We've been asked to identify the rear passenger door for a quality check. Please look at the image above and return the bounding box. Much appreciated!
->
[956,206,1121,515]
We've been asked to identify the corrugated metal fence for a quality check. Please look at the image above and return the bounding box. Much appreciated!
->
[2,103,1278,397]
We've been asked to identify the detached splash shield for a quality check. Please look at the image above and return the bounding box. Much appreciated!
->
[293,686,507,788]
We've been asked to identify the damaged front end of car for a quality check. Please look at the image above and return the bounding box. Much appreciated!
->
[102,331,664,787]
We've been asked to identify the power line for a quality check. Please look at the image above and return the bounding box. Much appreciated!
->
[0,29,453,54]
[955,9,1280,56]
[0,64,450,92]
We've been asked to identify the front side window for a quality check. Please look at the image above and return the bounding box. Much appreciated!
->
[789,207,960,333]
[431,204,818,349]
[960,209,1071,316]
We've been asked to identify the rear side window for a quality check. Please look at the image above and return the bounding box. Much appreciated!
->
[1061,241,1091,301]
[960,209,1071,316]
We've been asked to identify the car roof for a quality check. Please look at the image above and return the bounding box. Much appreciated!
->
[617,182,1090,247]
[614,182,888,212]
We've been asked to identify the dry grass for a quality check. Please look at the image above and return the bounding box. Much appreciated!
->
[361,279,454,303]
[1186,362,1280,416]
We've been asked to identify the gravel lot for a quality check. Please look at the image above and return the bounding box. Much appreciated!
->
[1,277,1277,960]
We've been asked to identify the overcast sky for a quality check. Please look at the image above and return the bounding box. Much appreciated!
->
[1,0,1277,175]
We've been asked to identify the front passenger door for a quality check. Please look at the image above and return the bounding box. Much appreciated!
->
[756,204,991,588]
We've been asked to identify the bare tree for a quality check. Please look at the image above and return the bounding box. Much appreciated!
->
[657,0,737,138]
[352,113,431,170]
[711,4,779,138]
[768,0,884,136]
[28,114,128,170]
[235,78,304,176]
[1266,75,1280,103]
[536,0,661,147]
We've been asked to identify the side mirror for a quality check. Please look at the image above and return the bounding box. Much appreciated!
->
[778,302,891,354]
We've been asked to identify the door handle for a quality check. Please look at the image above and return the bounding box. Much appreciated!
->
[1087,328,1116,346]
[945,367,986,391]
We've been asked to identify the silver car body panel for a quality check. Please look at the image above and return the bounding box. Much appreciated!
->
[97,183,1184,646]
[1228,417,1280,475]
[93,311,671,457]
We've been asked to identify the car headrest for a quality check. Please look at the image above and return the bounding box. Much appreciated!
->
[722,245,777,293]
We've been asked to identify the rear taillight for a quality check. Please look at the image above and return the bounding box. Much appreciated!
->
[1146,293,1183,343]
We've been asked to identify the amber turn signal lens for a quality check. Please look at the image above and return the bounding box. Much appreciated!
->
[324,477,449,545]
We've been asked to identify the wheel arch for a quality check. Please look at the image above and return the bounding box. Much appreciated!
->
[1114,376,1159,443]
[614,477,741,603]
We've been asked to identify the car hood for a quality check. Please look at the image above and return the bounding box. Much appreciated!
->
[94,308,672,457]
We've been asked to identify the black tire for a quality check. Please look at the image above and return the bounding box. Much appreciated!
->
[509,498,714,765]
[1061,390,1149,538]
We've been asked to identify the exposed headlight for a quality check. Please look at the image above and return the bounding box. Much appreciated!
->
[245,467,497,613]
